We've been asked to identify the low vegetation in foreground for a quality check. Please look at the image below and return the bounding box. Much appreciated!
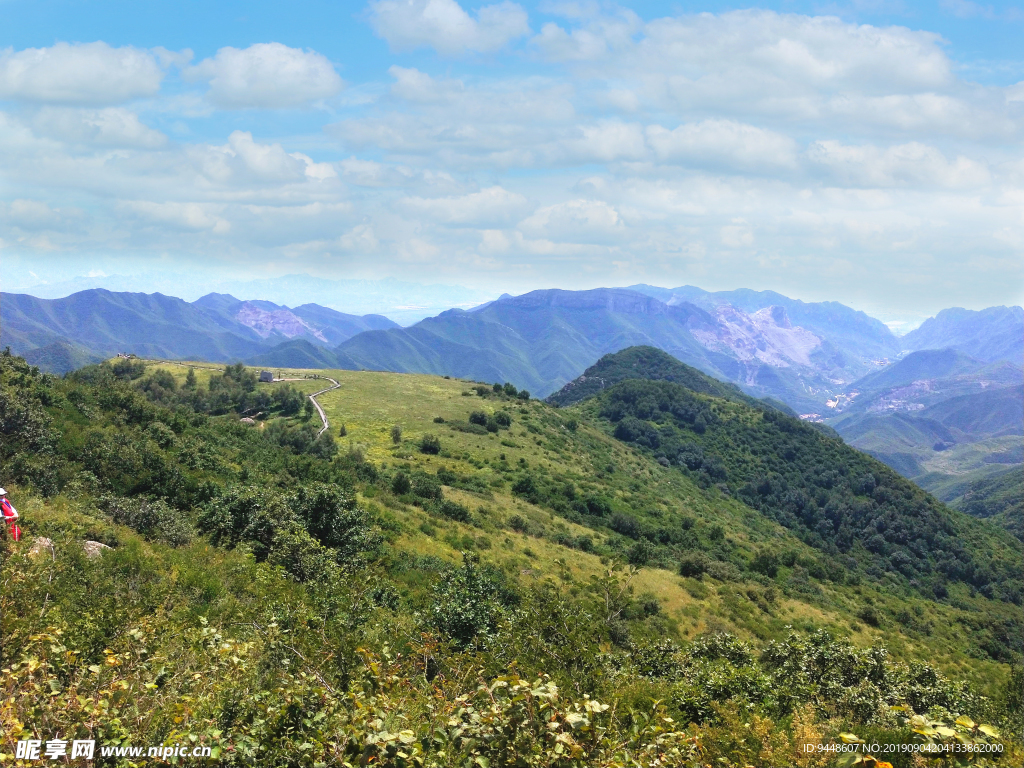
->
[1,351,1021,767]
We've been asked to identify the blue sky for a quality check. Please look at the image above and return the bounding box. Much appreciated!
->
[1,0,1023,322]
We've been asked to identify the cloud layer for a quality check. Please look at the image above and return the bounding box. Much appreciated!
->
[0,1,1022,317]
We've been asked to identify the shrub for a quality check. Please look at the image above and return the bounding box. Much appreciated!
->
[146,420,176,448]
[508,514,528,532]
[419,433,441,454]
[679,552,710,578]
[437,499,471,523]
[502,382,518,397]
[433,416,445,423]
[391,472,412,496]
[494,411,512,427]
[511,475,537,498]
[430,553,517,647]
[469,410,488,426]
[390,424,402,444]
[751,549,780,578]
[627,539,656,566]
[290,482,380,562]
[412,474,443,500]
[517,390,530,400]
[610,513,641,539]
[857,605,883,627]
[100,496,194,547]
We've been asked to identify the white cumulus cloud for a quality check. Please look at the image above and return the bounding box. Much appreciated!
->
[518,199,625,242]
[646,120,798,172]
[808,141,991,188]
[121,200,231,234]
[0,42,165,105]
[185,43,343,109]
[401,186,528,225]
[31,107,166,148]
[368,0,530,55]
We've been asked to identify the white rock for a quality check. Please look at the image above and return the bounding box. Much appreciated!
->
[82,540,112,559]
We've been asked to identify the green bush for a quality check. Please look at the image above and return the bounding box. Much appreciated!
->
[430,553,517,647]
[679,552,710,578]
[391,472,412,496]
[419,433,441,454]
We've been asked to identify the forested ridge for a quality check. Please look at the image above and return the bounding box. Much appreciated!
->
[584,378,1022,606]
[1,349,1020,767]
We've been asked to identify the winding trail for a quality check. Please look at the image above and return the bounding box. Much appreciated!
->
[275,376,340,437]
[145,360,341,439]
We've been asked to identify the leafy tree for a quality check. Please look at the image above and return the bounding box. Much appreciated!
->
[419,433,441,454]
[390,424,402,444]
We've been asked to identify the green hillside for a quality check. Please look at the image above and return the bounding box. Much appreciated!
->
[546,346,751,407]
[2,351,1021,766]
[949,468,1024,541]
[573,378,1022,604]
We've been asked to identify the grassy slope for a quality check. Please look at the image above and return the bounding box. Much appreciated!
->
[134,360,1021,694]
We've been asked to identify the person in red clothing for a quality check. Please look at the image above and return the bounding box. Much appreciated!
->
[0,488,20,541]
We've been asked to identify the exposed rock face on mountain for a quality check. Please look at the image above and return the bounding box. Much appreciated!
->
[234,303,329,343]
[628,284,900,363]
[691,305,822,369]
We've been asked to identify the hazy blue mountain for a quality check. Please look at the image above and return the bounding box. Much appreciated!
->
[338,289,731,398]
[2,290,269,364]
[291,304,398,343]
[245,339,358,369]
[0,289,396,372]
[919,385,1024,440]
[21,340,103,375]
[337,288,891,407]
[850,348,987,395]
[901,305,1024,363]
[828,346,1022,495]
[9,272,494,325]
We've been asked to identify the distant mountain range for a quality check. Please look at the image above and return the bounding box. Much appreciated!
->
[4,286,1020,407]
[9,272,493,326]
[1,289,396,373]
